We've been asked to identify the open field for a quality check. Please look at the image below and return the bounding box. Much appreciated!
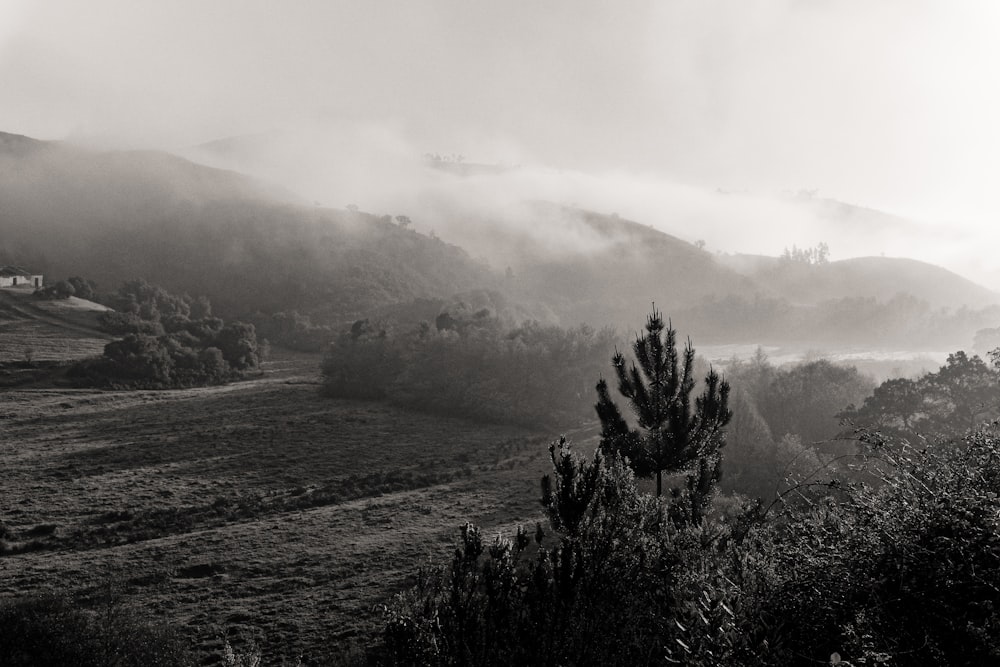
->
[0,287,111,363]
[0,350,576,663]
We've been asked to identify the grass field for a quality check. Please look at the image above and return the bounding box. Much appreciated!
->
[0,348,581,663]
[0,287,111,363]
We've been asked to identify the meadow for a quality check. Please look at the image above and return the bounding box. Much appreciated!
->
[0,349,563,663]
[0,289,111,361]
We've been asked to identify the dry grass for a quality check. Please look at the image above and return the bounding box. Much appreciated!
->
[0,348,585,662]
[0,288,111,363]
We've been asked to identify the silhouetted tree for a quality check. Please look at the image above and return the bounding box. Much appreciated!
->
[595,308,731,520]
[926,351,998,434]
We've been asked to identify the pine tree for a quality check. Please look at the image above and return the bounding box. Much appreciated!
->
[595,308,732,521]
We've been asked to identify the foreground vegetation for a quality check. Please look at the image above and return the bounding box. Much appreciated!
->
[376,311,1000,666]
[3,305,1000,665]
[380,428,1000,665]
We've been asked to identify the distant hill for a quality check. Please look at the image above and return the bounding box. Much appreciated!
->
[716,253,999,308]
[5,129,998,350]
[505,203,757,327]
[0,132,502,323]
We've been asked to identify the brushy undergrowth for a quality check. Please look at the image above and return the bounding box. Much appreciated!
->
[374,428,1000,666]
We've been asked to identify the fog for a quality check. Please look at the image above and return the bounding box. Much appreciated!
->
[180,120,985,287]
[3,0,1000,286]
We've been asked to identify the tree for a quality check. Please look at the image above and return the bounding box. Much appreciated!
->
[838,376,925,442]
[66,276,97,300]
[842,351,1000,444]
[756,359,874,445]
[594,308,732,519]
[380,440,739,666]
[925,351,998,434]
[214,322,262,371]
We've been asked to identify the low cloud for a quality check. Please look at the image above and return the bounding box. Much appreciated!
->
[181,120,997,291]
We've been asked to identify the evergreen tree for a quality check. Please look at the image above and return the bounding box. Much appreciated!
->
[595,308,732,520]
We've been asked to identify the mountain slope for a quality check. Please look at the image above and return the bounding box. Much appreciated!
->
[717,253,999,308]
[506,203,757,326]
[4,129,997,347]
[0,133,501,322]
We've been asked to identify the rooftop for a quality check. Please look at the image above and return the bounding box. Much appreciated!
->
[0,266,36,277]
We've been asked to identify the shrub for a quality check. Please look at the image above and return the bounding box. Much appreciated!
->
[378,441,748,666]
[378,421,1000,665]
[736,428,1000,665]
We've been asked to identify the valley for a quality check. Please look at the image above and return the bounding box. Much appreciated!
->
[4,6,1000,662]
[1,130,998,665]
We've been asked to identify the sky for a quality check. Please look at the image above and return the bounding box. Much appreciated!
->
[2,0,1000,282]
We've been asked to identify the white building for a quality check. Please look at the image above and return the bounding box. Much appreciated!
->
[0,266,43,288]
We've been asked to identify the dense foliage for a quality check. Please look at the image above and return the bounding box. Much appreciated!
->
[71,280,262,388]
[250,309,339,352]
[379,426,1000,667]
[380,443,734,666]
[321,310,616,427]
[377,309,1000,666]
[736,432,1000,665]
[718,350,873,501]
[33,275,98,300]
[841,350,1000,443]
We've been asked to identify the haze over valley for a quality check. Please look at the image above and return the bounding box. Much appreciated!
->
[3,2,1000,665]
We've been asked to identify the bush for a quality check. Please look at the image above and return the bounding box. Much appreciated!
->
[378,441,749,666]
[738,429,1000,665]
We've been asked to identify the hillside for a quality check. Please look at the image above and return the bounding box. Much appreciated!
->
[505,203,757,327]
[717,253,999,308]
[0,132,502,323]
[0,288,111,363]
[4,128,998,348]
[0,287,112,387]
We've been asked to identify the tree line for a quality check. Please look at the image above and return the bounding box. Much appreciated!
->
[320,308,616,428]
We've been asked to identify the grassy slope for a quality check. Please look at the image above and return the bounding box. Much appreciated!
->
[0,350,571,662]
[0,288,111,363]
